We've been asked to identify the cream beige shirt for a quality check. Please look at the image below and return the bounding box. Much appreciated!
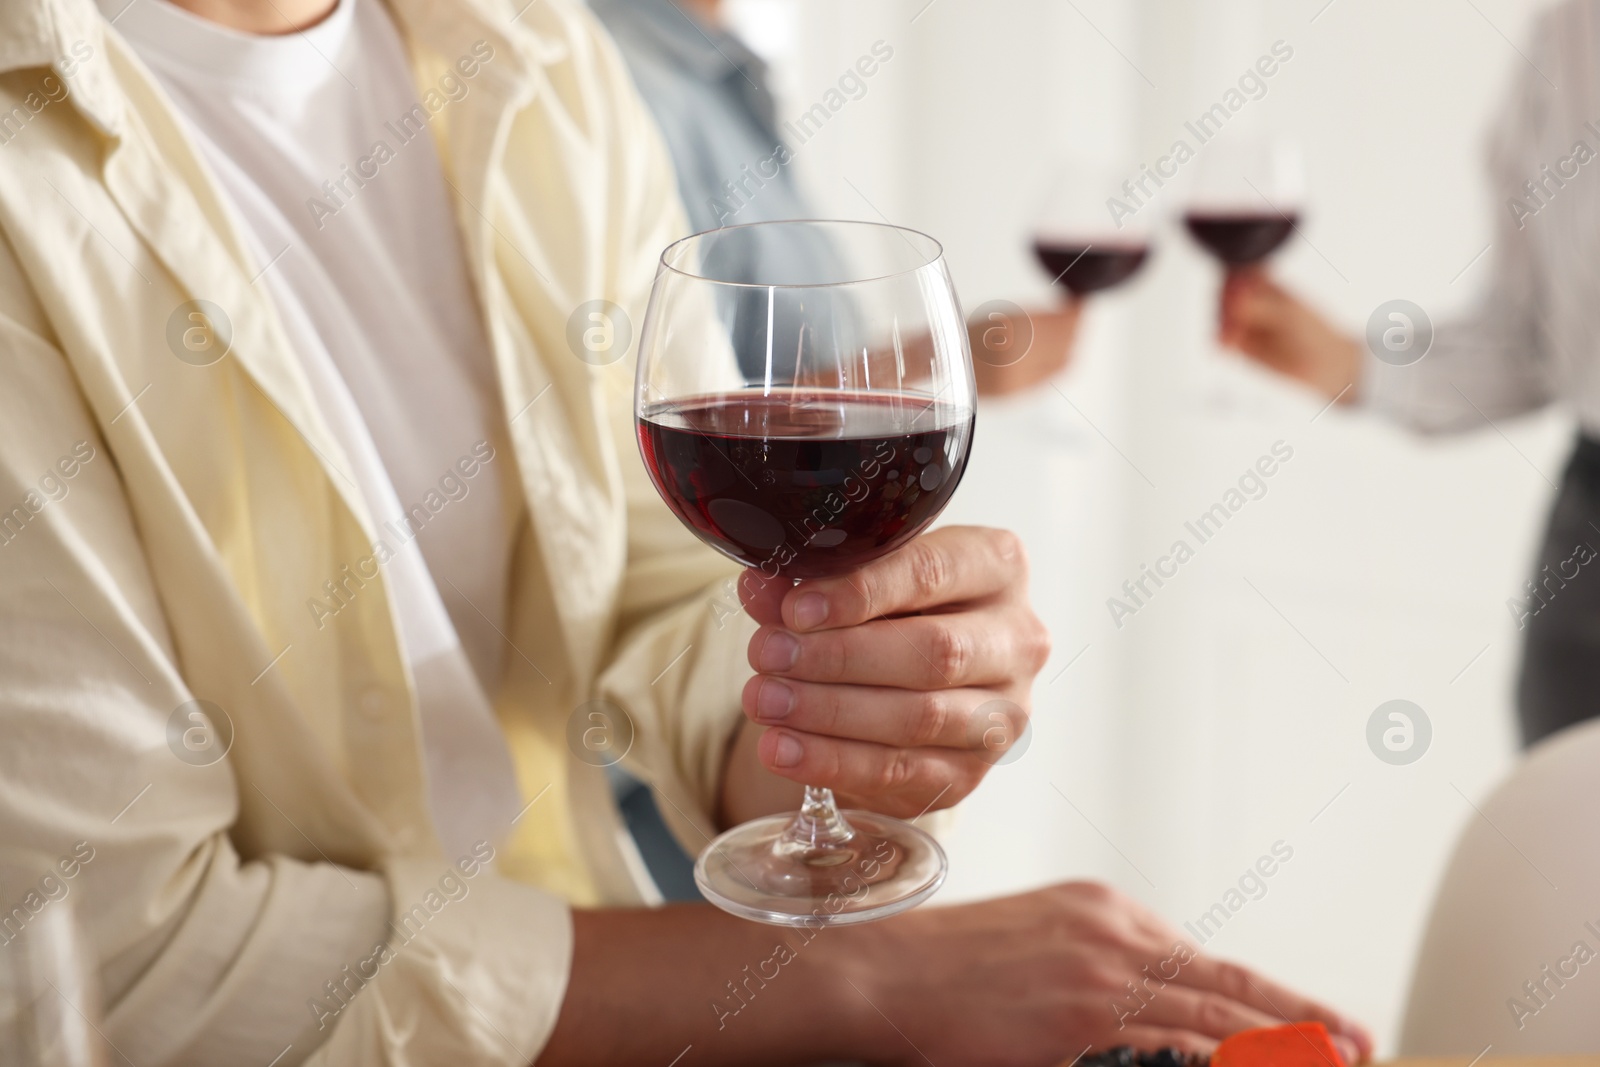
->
[0,0,751,1062]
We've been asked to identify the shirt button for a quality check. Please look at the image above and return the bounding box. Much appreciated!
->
[359,687,388,721]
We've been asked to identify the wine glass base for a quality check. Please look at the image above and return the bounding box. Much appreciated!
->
[693,809,947,927]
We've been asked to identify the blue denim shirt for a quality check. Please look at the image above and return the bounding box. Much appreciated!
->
[590,0,815,232]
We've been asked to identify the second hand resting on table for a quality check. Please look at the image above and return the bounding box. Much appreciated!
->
[542,528,1375,1066]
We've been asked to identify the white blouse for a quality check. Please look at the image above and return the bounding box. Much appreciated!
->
[1366,0,1600,439]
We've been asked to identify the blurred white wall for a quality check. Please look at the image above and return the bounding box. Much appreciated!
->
[728,0,1567,1051]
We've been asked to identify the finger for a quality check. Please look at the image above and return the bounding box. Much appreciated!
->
[1245,278,1300,327]
[741,675,1024,751]
[748,608,1036,690]
[1129,984,1281,1040]
[1028,305,1076,331]
[1220,267,1250,307]
[1222,274,1278,336]
[1181,957,1373,1062]
[1219,275,1256,345]
[778,526,1026,632]
[755,728,977,814]
[738,569,791,627]
[1329,1035,1364,1067]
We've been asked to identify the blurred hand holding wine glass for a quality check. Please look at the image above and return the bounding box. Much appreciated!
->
[1180,134,1362,401]
[969,161,1151,402]
[1184,135,1304,270]
[970,302,1081,398]
[635,219,1049,926]
[1219,269,1363,401]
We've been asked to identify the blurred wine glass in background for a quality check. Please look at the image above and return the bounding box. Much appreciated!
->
[1185,134,1306,412]
[1033,159,1155,298]
[1184,135,1305,268]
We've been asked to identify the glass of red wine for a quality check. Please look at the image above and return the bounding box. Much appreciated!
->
[1184,135,1304,267]
[635,220,976,926]
[1033,162,1153,296]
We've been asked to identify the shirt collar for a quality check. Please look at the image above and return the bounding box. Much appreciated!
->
[0,0,123,136]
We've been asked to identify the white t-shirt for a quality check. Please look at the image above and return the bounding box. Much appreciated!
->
[102,0,523,855]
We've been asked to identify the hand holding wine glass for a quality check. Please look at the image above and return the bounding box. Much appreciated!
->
[733,523,1048,819]
[636,219,1048,926]
[1185,134,1345,397]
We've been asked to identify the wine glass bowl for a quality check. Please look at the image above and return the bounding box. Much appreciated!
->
[1184,136,1305,267]
[635,220,975,925]
[1034,240,1151,295]
[1032,160,1154,296]
[637,389,971,581]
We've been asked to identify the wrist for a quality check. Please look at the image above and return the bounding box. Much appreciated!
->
[805,915,910,1061]
[552,905,882,1065]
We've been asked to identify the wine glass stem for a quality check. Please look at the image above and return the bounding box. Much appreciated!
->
[779,785,857,853]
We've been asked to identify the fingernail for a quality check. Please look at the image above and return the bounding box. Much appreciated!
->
[792,592,828,630]
[771,732,803,768]
[1331,1038,1356,1066]
[756,678,795,721]
[759,630,800,672]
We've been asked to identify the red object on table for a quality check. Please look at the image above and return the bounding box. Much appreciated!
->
[1212,1022,1347,1067]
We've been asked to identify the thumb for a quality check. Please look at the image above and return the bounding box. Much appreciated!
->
[1224,271,1295,349]
[1219,270,1262,344]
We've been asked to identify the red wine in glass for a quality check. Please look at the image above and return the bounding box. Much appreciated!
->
[639,389,974,581]
[1184,212,1298,266]
[1033,240,1149,295]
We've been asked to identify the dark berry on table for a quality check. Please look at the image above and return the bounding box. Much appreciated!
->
[1141,1048,1186,1067]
